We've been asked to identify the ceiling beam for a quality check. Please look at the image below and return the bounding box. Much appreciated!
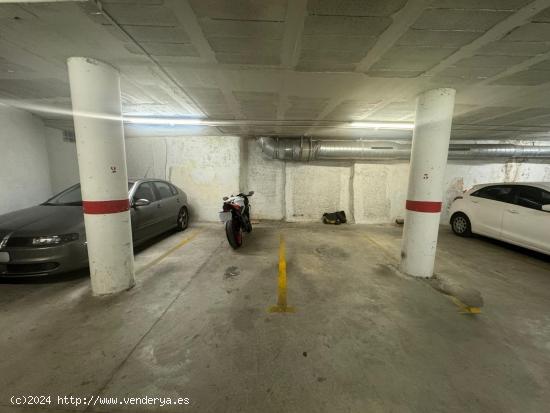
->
[93,0,204,116]
[0,38,67,82]
[476,50,550,86]
[319,0,431,130]
[280,0,307,69]
[423,0,550,77]
[355,0,432,73]
[164,0,247,125]
[309,73,373,132]
[459,106,537,124]
[214,70,247,126]
[277,0,307,126]
[164,0,216,64]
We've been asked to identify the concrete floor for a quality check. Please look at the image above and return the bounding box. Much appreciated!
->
[1,222,549,412]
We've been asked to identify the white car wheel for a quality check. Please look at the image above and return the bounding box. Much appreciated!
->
[451,213,472,237]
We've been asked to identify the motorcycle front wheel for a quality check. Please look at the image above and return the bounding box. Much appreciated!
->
[225,218,243,249]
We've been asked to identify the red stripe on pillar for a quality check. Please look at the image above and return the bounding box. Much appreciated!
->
[406,200,442,213]
[82,199,130,214]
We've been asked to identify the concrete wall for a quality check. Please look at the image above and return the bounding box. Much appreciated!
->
[315,160,550,224]
[351,160,550,224]
[244,139,550,224]
[0,105,52,215]
[35,131,550,225]
[124,136,550,224]
[126,136,241,221]
[44,127,80,193]
[353,163,409,224]
[245,140,285,220]
[285,163,351,222]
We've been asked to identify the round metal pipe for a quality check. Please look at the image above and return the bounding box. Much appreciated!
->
[257,137,550,161]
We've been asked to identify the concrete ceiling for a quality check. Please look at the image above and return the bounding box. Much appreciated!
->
[2,0,550,140]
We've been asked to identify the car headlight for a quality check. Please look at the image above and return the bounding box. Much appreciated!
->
[32,233,79,246]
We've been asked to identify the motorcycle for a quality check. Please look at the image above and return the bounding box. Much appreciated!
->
[219,191,254,249]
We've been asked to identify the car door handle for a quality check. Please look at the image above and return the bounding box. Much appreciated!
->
[507,209,519,214]
[471,200,479,204]
[157,204,161,208]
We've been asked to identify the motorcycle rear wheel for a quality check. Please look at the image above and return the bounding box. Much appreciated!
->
[225,219,243,249]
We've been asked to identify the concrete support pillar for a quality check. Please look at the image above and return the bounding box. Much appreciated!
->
[400,88,456,278]
[67,57,135,295]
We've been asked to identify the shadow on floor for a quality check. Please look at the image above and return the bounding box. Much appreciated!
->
[0,229,186,285]
[0,267,90,284]
[133,228,181,254]
[472,234,550,263]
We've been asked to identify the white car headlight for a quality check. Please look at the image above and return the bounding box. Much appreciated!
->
[32,233,79,246]
[32,236,61,245]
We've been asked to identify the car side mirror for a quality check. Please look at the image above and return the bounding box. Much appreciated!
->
[247,191,254,196]
[542,204,550,212]
[134,198,151,207]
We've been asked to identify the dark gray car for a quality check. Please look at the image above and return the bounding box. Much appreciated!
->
[0,179,189,277]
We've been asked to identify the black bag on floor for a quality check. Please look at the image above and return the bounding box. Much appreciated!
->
[322,211,347,225]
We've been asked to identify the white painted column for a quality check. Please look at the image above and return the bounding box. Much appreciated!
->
[400,88,456,278]
[67,57,135,295]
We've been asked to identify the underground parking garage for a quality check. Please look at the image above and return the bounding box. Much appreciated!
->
[1,0,550,411]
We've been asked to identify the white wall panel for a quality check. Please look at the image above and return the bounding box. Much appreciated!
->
[45,127,79,193]
[285,163,351,222]
[0,105,51,215]
[126,136,241,222]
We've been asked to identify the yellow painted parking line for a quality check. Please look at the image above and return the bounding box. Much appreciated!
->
[363,233,482,315]
[450,296,482,314]
[136,229,203,275]
[363,232,398,263]
[269,233,295,313]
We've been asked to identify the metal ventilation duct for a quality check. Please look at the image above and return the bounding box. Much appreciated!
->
[257,137,550,161]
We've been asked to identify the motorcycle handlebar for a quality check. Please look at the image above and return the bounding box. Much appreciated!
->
[223,191,254,201]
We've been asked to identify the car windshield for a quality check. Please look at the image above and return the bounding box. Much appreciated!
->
[43,183,134,206]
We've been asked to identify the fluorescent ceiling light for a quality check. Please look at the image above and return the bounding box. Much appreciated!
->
[124,117,205,126]
[125,118,415,130]
[348,122,415,130]
[0,100,415,130]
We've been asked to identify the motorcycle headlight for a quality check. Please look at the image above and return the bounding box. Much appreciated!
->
[32,233,79,246]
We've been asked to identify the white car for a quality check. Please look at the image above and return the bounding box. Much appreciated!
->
[449,182,550,255]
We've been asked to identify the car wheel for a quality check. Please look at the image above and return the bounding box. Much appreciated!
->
[176,206,189,231]
[451,213,472,237]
